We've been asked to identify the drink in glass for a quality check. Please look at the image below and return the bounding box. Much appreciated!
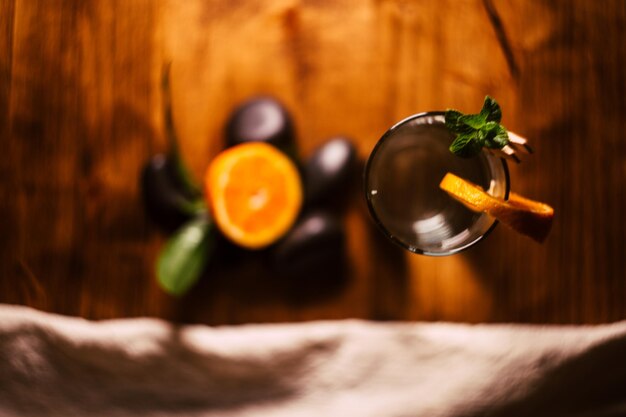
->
[364,112,509,256]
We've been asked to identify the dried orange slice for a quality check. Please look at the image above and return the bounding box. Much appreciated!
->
[205,143,302,249]
[439,172,554,242]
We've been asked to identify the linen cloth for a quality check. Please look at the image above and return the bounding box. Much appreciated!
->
[1,304,625,417]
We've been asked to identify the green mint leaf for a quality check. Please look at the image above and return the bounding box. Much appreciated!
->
[477,121,497,143]
[445,109,462,125]
[479,122,509,149]
[157,216,214,296]
[449,132,484,158]
[162,63,202,198]
[491,124,509,148]
[445,110,465,133]
[480,95,502,123]
[458,113,487,129]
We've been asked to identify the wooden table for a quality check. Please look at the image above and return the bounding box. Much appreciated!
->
[2,0,625,324]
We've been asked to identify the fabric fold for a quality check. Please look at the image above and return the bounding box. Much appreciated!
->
[1,304,625,417]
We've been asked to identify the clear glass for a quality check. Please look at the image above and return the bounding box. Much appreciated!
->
[364,112,510,256]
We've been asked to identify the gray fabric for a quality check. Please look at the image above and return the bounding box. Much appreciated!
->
[1,304,625,417]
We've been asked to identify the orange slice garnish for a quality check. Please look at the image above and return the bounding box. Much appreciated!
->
[439,172,554,242]
[205,143,302,249]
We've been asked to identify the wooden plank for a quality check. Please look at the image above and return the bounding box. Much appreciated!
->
[72,0,164,319]
[0,0,164,318]
[2,0,84,314]
[0,0,19,304]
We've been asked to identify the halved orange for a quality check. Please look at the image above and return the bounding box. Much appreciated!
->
[439,172,554,242]
[205,143,302,249]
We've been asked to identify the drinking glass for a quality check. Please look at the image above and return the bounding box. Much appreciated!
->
[364,112,510,256]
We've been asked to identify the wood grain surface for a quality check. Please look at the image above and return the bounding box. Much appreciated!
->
[1,0,625,324]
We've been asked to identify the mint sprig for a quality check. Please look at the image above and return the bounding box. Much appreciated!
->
[445,96,509,158]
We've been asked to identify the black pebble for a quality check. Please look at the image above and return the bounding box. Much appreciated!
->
[225,97,296,153]
[303,137,358,208]
[273,210,347,300]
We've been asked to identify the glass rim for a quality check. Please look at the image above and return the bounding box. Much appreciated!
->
[363,111,510,256]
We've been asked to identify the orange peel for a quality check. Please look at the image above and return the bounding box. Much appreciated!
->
[439,172,554,242]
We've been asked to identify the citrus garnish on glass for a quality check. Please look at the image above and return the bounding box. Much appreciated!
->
[440,173,553,243]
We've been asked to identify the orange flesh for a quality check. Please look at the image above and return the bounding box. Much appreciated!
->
[205,143,302,249]
[223,154,290,234]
